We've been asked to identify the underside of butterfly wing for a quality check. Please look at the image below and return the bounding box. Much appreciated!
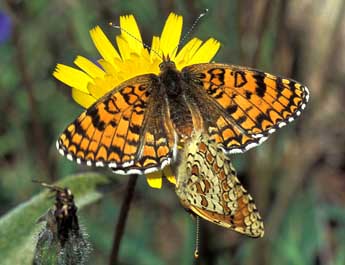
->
[187,183,264,237]
[176,132,264,237]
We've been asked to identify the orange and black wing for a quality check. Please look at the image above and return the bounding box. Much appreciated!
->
[182,63,310,153]
[57,74,175,174]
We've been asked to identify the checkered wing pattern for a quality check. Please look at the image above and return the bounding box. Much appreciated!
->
[183,63,309,154]
[57,74,175,174]
[176,132,264,237]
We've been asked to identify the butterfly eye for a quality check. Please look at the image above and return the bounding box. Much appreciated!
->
[159,60,176,71]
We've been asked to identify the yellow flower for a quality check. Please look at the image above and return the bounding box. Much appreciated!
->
[53,12,220,189]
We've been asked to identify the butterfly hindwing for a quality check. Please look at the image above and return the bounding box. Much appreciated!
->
[131,96,176,173]
[176,132,264,237]
[57,74,175,174]
[182,63,310,153]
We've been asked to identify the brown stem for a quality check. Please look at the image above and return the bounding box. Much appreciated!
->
[109,174,138,265]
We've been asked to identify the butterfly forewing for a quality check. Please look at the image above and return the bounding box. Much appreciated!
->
[57,74,175,174]
[176,132,264,237]
[182,63,309,153]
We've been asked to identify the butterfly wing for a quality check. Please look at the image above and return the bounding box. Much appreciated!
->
[176,132,264,237]
[182,63,310,153]
[57,74,176,174]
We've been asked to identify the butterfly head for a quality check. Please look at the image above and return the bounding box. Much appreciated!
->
[159,54,176,71]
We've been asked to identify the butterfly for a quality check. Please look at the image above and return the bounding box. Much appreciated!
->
[175,132,264,237]
[57,56,309,174]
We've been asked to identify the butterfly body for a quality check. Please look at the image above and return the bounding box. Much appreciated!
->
[158,59,197,139]
[175,132,264,237]
[57,57,309,174]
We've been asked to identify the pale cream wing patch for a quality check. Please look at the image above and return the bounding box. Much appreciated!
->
[175,132,264,237]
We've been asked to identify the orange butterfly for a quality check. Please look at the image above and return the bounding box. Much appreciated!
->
[175,132,264,237]
[57,56,309,174]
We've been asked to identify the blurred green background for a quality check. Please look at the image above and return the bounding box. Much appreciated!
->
[0,0,345,264]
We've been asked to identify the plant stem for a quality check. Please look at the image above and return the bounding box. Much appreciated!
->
[109,174,138,265]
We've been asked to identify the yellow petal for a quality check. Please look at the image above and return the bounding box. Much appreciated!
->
[116,35,131,60]
[71,88,96,108]
[160,13,183,58]
[137,48,157,74]
[162,166,176,185]
[146,171,163,189]
[175,38,202,61]
[175,38,203,69]
[188,38,221,65]
[90,26,121,64]
[53,64,92,93]
[88,79,112,99]
[74,56,105,78]
[150,36,161,61]
[166,175,176,185]
[119,15,143,54]
[98,59,118,75]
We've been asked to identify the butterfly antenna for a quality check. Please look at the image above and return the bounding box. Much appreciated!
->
[108,22,162,59]
[194,216,200,259]
[172,8,209,56]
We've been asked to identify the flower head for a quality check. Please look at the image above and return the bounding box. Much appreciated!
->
[53,13,220,188]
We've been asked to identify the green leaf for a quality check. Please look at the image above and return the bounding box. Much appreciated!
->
[271,190,324,265]
[0,172,109,265]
